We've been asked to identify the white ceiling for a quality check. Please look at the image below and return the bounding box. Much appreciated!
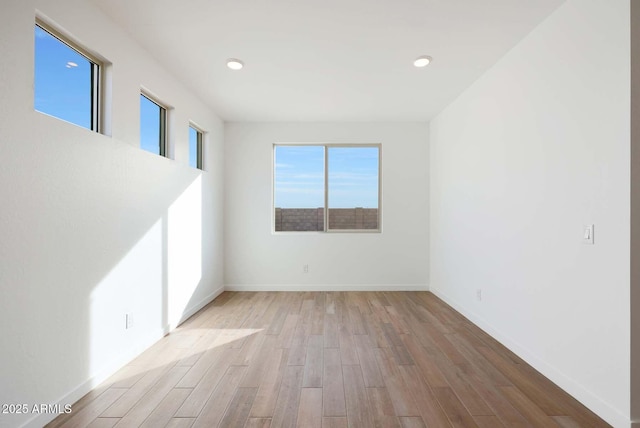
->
[91,0,565,122]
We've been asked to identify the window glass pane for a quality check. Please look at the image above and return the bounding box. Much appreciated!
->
[328,146,379,230]
[189,126,200,169]
[274,146,324,231]
[34,25,94,129]
[140,94,162,155]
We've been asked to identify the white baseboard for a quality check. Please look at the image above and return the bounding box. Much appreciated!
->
[430,287,631,428]
[224,284,429,292]
[23,287,224,428]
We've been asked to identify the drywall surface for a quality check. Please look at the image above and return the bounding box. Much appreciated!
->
[0,1,224,427]
[224,122,429,290]
[631,1,640,425]
[430,0,630,425]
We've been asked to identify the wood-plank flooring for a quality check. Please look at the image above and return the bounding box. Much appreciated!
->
[47,291,610,428]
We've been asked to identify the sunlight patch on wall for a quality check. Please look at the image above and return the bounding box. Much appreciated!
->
[168,175,203,328]
[89,219,164,377]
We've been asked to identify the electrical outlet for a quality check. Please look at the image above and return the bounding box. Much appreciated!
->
[476,289,482,301]
[303,264,309,274]
[125,313,134,329]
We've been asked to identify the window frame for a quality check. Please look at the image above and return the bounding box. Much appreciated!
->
[140,92,168,157]
[189,124,204,170]
[273,143,382,234]
[34,19,103,132]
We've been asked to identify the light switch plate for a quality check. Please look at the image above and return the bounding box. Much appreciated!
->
[583,224,594,245]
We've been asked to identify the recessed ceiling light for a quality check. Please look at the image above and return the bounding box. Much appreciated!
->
[227,58,244,70]
[414,55,432,68]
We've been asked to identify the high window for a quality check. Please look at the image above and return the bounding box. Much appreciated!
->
[34,22,101,131]
[140,94,167,157]
[189,125,203,169]
[274,144,381,232]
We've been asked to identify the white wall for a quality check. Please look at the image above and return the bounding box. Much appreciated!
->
[429,0,631,426]
[0,1,225,427]
[631,2,640,425]
[224,122,428,290]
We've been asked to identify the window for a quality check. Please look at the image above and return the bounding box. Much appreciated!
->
[140,94,167,157]
[327,146,380,230]
[34,22,101,131]
[274,144,381,232]
[189,125,203,169]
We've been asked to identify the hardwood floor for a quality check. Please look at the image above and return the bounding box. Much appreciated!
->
[47,291,610,428]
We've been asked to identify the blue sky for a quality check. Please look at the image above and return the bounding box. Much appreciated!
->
[188,127,199,168]
[140,94,161,154]
[274,146,379,209]
[34,25,92,128]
